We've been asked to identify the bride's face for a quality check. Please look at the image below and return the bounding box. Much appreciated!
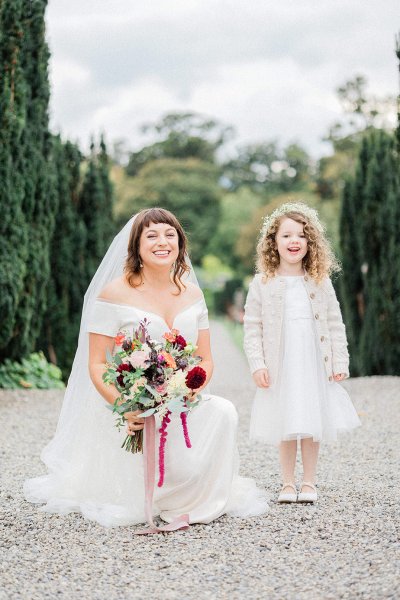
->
[140,221,180,269]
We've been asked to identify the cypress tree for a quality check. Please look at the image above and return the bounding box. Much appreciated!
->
[0,0,29,356]
[361,131,392,265]
[379,183,400,373]
[79,140,115,282]
[359,133,399,374]
[396,33,400,152]
[37,138,87,376]
[339,137,370,374]
[38,137,116,377]
[1,3,116,377]
[98,135,115,243]
[0,0,57,360]
[12,0,57,356]
[340,129,400,375]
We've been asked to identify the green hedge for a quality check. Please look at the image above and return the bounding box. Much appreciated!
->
[0,352,65,389]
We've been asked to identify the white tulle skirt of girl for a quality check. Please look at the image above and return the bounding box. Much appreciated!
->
[249,317,361,446]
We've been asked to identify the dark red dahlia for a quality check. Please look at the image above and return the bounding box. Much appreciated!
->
[174,335,187,350]
[185,366,206,390]
[116,363,133,373]
[116,362,133,387]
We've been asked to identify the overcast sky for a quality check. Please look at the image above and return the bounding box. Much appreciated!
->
[46,0,399,159]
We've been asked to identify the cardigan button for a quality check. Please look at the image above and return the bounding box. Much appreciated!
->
[310,292,315,299]
[315,314,319,320]
[320,335,325,342]
[324,356,329,362]
[329,375,333,381]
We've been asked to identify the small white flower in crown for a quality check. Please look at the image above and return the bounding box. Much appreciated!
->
[260,202,325,238]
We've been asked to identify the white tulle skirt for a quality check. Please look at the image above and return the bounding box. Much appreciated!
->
[24,393,267,527]
[250,314,361,446]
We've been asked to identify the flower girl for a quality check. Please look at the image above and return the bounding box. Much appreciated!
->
[243,202,360,503]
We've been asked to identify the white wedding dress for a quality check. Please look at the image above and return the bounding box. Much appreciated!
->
[24,297,267,527]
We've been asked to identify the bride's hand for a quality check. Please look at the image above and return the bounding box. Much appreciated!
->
[125,410,144,435]
[186,390,200,403]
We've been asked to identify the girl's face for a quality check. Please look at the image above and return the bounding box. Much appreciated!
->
[139,222,179,269]
[275,217,308,267]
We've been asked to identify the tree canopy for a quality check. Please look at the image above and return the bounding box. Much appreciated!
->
[121,157,222,265]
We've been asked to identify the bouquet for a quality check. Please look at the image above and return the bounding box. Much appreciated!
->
[102,319,206,486]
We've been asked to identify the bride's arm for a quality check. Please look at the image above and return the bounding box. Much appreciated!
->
[194,329,214,390]
[88,333,144,431]
[88,332,121,405]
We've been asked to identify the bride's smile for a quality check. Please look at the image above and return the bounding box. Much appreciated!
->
[141,222,179,268]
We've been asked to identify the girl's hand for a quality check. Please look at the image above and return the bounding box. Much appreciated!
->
[333,373,345,382]
[253,369,270,388]
[125,410,145,435]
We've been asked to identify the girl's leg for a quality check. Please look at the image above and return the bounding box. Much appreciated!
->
[300,438,320,492]
[279,440,297,490]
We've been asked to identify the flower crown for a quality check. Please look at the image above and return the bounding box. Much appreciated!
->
[260,202,325,238]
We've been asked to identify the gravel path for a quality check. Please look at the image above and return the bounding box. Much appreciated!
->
[1,320,399,600]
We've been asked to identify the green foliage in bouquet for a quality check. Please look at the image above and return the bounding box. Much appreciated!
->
[0,352,65,390]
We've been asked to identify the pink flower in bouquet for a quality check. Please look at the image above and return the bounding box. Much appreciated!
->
[127,350,149,369]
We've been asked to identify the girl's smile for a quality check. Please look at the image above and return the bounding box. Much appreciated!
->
[276,217,308,272]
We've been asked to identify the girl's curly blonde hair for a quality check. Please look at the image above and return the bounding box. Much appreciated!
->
[256,203,341,283]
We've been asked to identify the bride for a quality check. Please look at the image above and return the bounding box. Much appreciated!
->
[24,207,267,528]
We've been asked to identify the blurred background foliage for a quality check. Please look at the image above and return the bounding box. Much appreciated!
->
[0,1,399,382]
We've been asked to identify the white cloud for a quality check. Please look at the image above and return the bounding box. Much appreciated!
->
[45,0,399,156]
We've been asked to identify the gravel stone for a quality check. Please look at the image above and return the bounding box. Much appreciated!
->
[0,320,399,599]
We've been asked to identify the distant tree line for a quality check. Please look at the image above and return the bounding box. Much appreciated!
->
[0,0,115,377]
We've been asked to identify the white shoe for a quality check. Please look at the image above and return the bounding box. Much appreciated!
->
[297,482,318,503]
[278,483,297,503]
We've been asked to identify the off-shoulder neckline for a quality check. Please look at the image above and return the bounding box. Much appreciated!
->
[95,297,204,331]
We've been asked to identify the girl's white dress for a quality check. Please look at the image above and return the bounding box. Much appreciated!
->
[250,276,361,445]
[25,298,267,527]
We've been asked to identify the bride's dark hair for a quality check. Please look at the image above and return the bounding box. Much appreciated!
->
[124,207,190,292]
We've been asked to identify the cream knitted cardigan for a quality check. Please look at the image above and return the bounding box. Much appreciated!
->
[243,273,350,385]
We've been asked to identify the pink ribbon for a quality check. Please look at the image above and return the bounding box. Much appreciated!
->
[135,415,190,535]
